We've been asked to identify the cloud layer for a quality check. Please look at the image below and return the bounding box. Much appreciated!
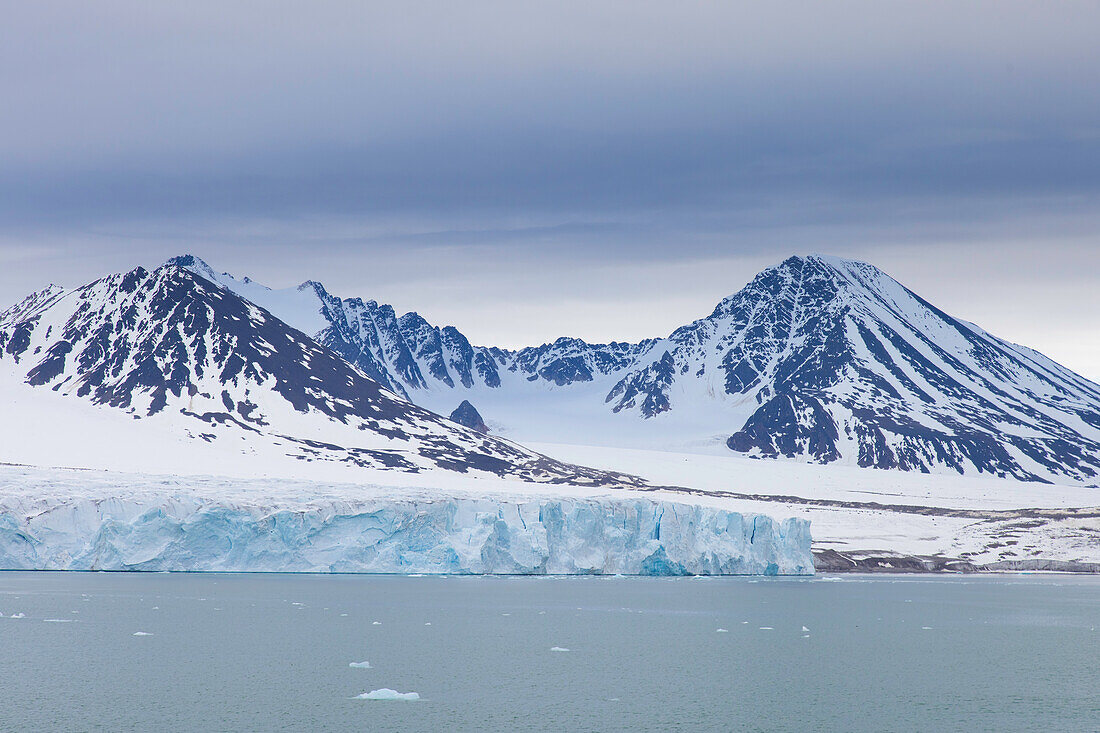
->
[1,2,1097,378]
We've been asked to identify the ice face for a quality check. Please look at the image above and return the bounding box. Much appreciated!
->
[0,496,813,576]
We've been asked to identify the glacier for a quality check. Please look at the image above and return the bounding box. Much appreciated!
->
[0,495,812,575]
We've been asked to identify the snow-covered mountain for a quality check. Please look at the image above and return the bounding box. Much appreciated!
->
[0,262,634,486]
[166,254,1100,485]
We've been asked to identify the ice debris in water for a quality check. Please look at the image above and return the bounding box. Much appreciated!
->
[550,647,570,652]
[355,689,420,701]
[133,631,153,636]
[349,661,371,669]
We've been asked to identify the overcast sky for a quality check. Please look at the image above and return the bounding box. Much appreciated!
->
[1,2,1098,379]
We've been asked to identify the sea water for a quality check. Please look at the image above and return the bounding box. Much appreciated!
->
[1,572,1098,732]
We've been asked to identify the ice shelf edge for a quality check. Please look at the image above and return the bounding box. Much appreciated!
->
[0,496,813,575]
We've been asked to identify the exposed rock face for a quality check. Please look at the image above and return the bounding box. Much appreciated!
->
[159,253,1100,484]
[0,263,643,486]
[450,400,489,433]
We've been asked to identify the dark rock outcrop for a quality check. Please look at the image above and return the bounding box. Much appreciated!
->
[450,400,489,433]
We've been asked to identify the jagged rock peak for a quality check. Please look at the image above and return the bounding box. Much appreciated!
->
[450,400,489,433]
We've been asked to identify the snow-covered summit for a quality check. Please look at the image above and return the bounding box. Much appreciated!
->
[8,253,1098,485]
[161,252,1100,485]
[0,262,638,485]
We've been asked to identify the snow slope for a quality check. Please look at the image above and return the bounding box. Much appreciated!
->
[167,254,1100,485]
[0,262,634,487]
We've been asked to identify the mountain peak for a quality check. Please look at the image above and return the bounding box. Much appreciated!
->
[164,254,221,283]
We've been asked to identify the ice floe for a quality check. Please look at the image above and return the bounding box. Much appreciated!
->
[355,689,420,701]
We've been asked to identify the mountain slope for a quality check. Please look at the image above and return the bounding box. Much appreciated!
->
[164,253,1100,485]
[0,263,635,485]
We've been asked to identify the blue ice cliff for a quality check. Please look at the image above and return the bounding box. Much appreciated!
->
[0,497,812,575]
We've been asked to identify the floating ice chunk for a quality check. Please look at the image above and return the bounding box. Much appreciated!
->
[133,631,153,636]
[716,628,729,633]
[802,626,810,632]
[355,689,419,701]
[349,661,371,669]
[550,646,570,652]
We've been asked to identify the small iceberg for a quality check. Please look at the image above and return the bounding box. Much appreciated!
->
[355,689,419,701]
[550,646,570,652]
[349,661,371,669]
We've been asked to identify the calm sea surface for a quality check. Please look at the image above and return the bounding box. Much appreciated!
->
[1,572,1098,732]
